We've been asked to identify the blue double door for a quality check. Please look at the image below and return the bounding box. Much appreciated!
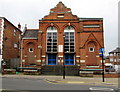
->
[64,54,74,65]
[48,54,57,65]
[48,54,74,65]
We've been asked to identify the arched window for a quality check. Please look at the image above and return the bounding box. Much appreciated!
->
[47,26,57,52]
[64,26,75,65]
[64,26,75,52]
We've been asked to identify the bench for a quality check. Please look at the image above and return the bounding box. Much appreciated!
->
[3,69,16,74]
[79,71,93,77]
[23,69,41,75]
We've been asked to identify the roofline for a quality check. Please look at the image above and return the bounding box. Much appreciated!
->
[26,29,39,31]
[79,18,103,21]
[109,47,120,54]
[0,17,22,33]
[39,18,103,22]
[22,38,38,40]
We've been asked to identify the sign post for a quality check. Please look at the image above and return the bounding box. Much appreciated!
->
[63,34,66,79]
[99,48,105,82]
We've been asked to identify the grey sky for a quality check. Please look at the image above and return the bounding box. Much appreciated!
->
[0,0,119,55]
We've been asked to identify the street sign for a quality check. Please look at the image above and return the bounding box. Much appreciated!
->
[99,48,104,56]
[58,45,63,52]
[99,48,105,82]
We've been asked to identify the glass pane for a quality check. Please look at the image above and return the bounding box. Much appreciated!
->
[70,43,74,45]
[53,46,57,48]
[65,36,69,39]
[65,43,69,45]
[66,61,69,64]
[65,39,69,42]
[65,32,68,35]
[70,49,74,52]
[70,32,74,35]
[53,43,57,45]
[70,39,74,42]
[53,32,57,35]
[64,46,69,48]
[53,49,57,52]
[70,46,74,48]
[47,43,51,45]
[65,55,69,59]
[47,33,51,35]
[47,48,51,52]
[65,49,69,52]
[70,36,74,39]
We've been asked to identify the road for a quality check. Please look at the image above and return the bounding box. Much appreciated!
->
[2,77,119,92]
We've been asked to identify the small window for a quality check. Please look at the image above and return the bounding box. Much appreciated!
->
[83,24,100,28]
[89,47,94,52]
[29,48,34,52]
[14,43,18,48]
[14,29,17,36]
[110,58,113,62]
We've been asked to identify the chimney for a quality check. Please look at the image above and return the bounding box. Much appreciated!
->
[24,24,27,31]
[18,23,21,29]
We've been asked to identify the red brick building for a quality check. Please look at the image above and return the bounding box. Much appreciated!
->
[105,47,120,65]
[0,17,22,68]
[21,2,104,75]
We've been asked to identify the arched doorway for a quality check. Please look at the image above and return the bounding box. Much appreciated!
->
[86,41,98,65]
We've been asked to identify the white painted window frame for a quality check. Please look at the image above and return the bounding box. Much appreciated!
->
[89,47,94,52]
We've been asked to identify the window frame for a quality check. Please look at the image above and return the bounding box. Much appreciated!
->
[29,48,34,52]
[46,26,57,52]
[14,29,17,36]
[14,43,18,48]
[64,26,75,53]
[89,47,94,52]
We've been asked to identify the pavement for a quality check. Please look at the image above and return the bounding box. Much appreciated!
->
[1,74,119,86]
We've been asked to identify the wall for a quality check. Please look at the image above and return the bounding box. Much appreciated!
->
[2,18,21,68]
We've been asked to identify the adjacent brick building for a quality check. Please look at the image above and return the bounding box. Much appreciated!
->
[0,17,22,68]
[21,2,104,75]
[105,47,120,65]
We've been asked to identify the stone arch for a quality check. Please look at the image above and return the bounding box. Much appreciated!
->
[86,40,99,66]
[24,41,36,65]
[45,23,60,32]
[62,23,76,31]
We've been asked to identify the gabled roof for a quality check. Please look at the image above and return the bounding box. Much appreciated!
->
[109,47,120,54]
[41,1,78,20]
[50,1,71,13]
[79,18,103,21]
[22,29,38,39]
[0,17,22,33]
[80,33,102,48]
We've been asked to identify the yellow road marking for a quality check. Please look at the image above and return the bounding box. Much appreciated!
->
[45,79,60,84]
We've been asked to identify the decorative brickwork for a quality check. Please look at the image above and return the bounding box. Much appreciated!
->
[22,2,104,71]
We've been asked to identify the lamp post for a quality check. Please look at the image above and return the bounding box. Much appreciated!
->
[102,51,105,82]
[63,34,66,79]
